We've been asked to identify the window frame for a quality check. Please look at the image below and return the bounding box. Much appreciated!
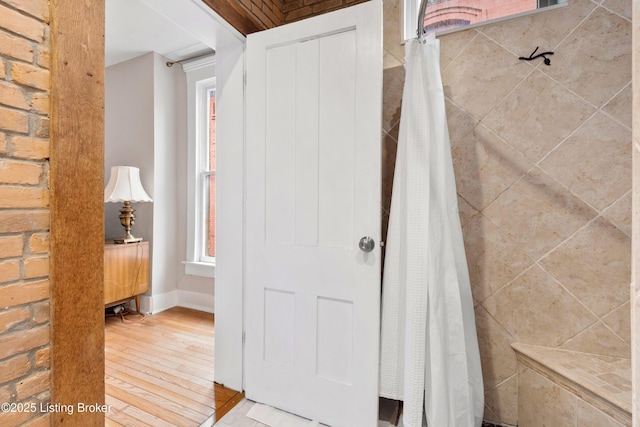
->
[183,56,216,278]
[402,0,567,41]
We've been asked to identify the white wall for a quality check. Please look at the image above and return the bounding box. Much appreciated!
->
[104,53,155,244]
[149,53,182,302]
[106,51,215,313]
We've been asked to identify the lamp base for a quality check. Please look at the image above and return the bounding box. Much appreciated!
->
[113,236,143,244]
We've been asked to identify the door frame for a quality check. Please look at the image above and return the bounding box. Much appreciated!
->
[50,1,246,423]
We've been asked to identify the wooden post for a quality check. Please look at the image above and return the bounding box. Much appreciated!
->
[50,1,106,425]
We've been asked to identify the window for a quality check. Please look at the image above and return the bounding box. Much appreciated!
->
[203,87,216,261]
[184,56,216,278]
[403,0,567,40]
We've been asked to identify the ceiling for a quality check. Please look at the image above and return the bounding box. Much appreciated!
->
[105,0,213,67]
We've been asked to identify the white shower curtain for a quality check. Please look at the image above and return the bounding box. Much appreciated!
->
[379,34,484,427]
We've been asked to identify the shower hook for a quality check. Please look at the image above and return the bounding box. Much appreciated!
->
[519,46,554,66]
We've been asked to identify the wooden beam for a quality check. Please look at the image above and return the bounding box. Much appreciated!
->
[50,0,106,425]
[201,0,266,35]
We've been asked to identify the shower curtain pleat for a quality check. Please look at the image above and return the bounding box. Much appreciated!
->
[379,34,484,427]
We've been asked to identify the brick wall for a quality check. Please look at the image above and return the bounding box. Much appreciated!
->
[243,0,285,28]
[282,0,367,23]
[0,0,51,426]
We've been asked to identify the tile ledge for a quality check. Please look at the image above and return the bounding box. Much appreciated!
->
[511,343,631,427]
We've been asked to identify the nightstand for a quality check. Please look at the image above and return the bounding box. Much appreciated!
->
[104,241,150,313]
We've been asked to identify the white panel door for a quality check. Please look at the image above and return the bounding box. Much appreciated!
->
[245,1,383,426]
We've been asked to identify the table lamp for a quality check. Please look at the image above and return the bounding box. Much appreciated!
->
[104,166,153,244]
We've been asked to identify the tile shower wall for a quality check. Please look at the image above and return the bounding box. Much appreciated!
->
[382,0,631,424]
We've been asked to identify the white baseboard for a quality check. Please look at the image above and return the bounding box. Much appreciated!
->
[138,290,214,314]
[178,290,215,313]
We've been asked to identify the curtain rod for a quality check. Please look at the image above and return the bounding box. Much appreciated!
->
[166,52,215,68]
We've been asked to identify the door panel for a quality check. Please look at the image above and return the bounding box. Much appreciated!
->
[245,2,382,425]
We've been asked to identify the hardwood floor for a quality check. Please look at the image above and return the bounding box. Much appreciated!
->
[104,306,243,427]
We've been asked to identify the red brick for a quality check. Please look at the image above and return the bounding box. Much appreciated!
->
[0,306,31,334]
[0,407,33,426]
[0,353,31,383]
[0,325,49,360]
[259,3,278,25]
[0,81,29,110]
[0,280,49,308]
[0,235,23,258]
[0,384,10,403]
[0,29,34,62]
[0,259,20,283]
[15,370,49,400]
[30,92,49,114]
[0,210,49,233]
[312,0,343,13]
[0,106,29,133]
[0,133,6,154]
[251,3,276,27]
[23,256,48,279]
[0,60,5,79]
[0,4,45,42]
[34,346,48,369]
[3,0,50,21]
[36,45,49,70]
[11,136,49,160]
[33,116,48,138]
[28,233,48,254]
[0,187,49,209]
[31,300,48,324]
[285,6,312,22]
[283,0,303,12]
[11,62,49,91]
[0,159,42,184]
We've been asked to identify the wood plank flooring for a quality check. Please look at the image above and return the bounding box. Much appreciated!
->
[104,306,243,427]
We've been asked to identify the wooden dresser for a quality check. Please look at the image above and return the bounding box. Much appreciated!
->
[104,241,150,313]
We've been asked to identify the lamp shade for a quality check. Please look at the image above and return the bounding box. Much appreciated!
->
[104,166,153,203]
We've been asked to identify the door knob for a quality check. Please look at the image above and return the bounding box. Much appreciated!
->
[359,236,375,253]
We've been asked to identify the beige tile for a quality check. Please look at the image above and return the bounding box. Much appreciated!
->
[602,302,631,345]
[518,365,577,427]
[457,197,477,228]
[474,306,517,390]
[602,0,632,20]
[479,0,597,56]
[445,98,475,148]
[383,50,403,70]
[381,131,398,217]
[382,0,404,63]
[603,83,632,129]
[483,167,597,260]
[560,321,630,358]
[483,265,597,347]
[441,33,532,120]
[539,112,631,211]
[482,70,596,162]
[602,192,632,236]
[452,124,532,211]
[542,7,631,108]
[484,375,518,426]
[577,399,625,427]
[540,217,630,317]
[463,215,533,302]
[598,372,632,392]
[382,65,404,133]
[482,404,501,424]
[438,28,477,72]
